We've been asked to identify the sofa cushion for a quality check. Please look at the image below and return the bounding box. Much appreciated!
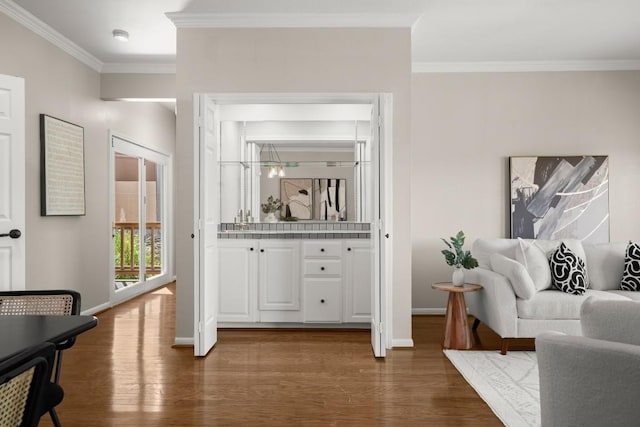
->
[490,253,536,300]
[549,243,589,295]
[581,297,640,345]
[472,238,519,269]
[620,241,640,291]
[517,290,631,320]
[608,290,640,301]
[515,238,552,291]
[584,242,626,290]
[535,239,588,265]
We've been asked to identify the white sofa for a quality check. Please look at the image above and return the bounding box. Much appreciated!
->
[536,298,640,427]
[465,238,640,354]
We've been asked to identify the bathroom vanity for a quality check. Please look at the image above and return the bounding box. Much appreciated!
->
[218,223,372,326]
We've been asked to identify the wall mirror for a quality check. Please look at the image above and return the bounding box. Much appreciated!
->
[217,104,373,223]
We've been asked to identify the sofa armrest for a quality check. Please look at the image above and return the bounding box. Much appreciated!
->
[581,298,640,346]
[464,268,518,338]
[537,331,640,427]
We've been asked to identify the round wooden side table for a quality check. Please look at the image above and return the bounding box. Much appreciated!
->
[432,282,483,350]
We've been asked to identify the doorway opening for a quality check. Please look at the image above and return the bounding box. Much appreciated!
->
[110,132,173,304]
[193,94,393,358]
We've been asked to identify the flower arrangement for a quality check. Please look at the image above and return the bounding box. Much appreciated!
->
[441,231,479,269]
[261,195,283,214]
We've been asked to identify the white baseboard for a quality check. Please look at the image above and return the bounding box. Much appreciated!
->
[174,337,194,346]
[412,308,446,315]
[392,338,414,347]
[81,302,111,316]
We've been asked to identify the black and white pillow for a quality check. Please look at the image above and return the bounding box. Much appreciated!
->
[549,242,589,295]
[620,241,640,291]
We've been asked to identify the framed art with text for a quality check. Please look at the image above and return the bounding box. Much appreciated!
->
[40,114,86,216]
[510,156,609,243]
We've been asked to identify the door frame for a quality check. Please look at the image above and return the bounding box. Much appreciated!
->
[193,93,394,356]
[108,131,174,305]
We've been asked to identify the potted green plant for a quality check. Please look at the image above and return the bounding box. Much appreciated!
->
[261,195,283,223]
[441,231,479,286]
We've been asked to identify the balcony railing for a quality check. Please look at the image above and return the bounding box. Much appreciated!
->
[114,221,162,279]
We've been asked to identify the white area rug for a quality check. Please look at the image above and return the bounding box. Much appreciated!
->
[444,350,540,427]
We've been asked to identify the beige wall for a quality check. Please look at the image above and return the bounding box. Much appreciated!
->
[101,73,176,100]
[175,28,413,344]
[0,12,176,311]
[411,71,640,309]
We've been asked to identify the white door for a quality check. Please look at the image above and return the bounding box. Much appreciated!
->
[0,75,25,291]
[369,97,385,358]
[195,95,219,356]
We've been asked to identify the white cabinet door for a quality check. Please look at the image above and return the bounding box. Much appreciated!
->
[218,241,257,322]
[344,241,372,323]
[258,241,300,311]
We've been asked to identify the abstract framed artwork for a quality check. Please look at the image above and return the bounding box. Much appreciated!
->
[40,114,86,216]
[510,156,609,243]
[280,178,313,219]
[315,178,347,221]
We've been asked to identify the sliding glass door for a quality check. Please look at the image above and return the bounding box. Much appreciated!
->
[111,133,171,303]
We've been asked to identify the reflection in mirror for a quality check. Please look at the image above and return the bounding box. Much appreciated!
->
[219,118,372,223]
[281,178,313,219]
[315,179,347,221]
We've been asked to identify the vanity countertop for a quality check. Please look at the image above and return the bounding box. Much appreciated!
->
[218,222,371,239]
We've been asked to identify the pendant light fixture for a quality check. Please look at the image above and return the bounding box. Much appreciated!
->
[262,143,285,178]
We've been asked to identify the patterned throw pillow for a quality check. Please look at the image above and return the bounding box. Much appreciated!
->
[549,242,589,295]
[620,241,640,291]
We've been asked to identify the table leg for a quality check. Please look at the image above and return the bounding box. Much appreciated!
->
[442,292,472,350]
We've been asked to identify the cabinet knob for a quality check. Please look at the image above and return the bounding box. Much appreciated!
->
[320,266,325,271]
[320,248,325,252]
[347,247,351,251]
[320,299,325,303]
[250,247,254,251]
[260,249,264,253]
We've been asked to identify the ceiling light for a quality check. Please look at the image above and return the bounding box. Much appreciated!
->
[112,29,129,42]
[261,144,285,179]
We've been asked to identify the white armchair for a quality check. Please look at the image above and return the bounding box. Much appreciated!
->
[536,298,640,427]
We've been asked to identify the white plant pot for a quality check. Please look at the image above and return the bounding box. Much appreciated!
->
[265,212,278,223]
[452,268,464,286]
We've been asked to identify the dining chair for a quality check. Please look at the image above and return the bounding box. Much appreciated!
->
[0,290,81,427]
[0,342,56,427]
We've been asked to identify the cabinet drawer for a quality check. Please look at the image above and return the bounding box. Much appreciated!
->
[303,259,341,276]
[303,241,342,258]
[303,279,342,322]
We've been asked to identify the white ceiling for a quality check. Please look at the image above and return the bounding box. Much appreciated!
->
[8,0,640,72]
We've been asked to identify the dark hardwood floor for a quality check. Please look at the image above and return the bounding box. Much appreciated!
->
[40,283,533,426]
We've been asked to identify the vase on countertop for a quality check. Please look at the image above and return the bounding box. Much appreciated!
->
[265,212,278,223]
[452,267,464,286]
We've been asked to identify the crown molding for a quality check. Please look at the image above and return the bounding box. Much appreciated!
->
[412,60,640,73]
[166,12,420,29]
[0,0,103,72]
[101,63,176,74]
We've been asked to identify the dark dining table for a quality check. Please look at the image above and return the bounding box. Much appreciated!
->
[0,315,98,362]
